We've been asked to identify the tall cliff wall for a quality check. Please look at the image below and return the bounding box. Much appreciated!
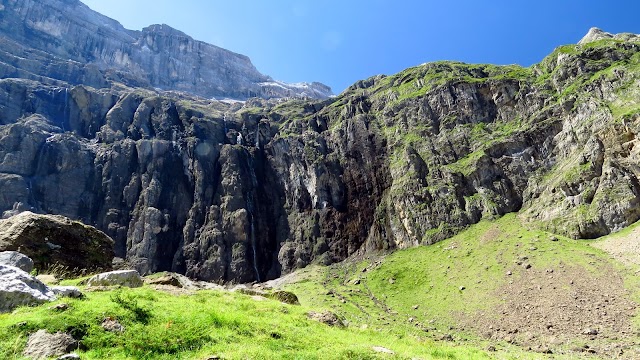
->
[1,30,639,282]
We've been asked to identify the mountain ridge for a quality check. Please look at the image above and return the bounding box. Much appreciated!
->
[0,0,332,100]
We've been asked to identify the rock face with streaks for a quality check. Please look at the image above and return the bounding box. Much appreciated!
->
[0,0,332,100]
[1,21,640,283]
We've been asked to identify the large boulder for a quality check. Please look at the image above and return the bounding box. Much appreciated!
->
[0,212,114,273]
[86,270,143,288]
[0,250,34,272]
[0,264,56,313]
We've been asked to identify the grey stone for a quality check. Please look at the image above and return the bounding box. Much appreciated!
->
[102,317,125,333]
[307,311,345,327]
[0,251,34,272]
[51,286,83,298]
[86,270,143,288]
[23,330,78,359]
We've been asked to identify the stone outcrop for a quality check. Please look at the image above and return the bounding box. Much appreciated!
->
[0,212,114,272]
[0,0,332,100]
[0,26,639,283]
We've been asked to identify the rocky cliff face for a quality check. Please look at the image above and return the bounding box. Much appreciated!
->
[1,26,639,282]
[0,0,332,100]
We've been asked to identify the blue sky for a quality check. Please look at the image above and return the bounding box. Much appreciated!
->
[80,0,640,94]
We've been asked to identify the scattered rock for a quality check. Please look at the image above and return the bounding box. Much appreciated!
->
[413,304,419,310]
[523,263,532,269]
[372,346,394,354]
[307,311,345,327]
[268,290,300,305]
[57,354,80,360]
[0,264,56,313]
[233,285,267,297]
[0,212,114,273]
[143,271,198,289]
[459,286,466,291]
[144,273,182,287]
[352,278,361,285]
[84,285,121,292]
[550,236,558,242]
[439,334,454,341]
[0,251,34,272]
[583,328,599,336]
[51,286,83,299]
[23,330,78,359]
[388,278,395,284]
[102,317,125,333]
[535,346,553,354]
[49,303,69,311]
[86,270,143,288]
[486,345,496,352]
[506,271,512,276]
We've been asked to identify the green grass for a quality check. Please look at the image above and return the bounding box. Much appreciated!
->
[0,284,494,359]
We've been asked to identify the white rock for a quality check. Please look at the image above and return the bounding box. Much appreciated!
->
[578,27,613,45]
[86,270,143,288]
[57,354,81,360]
[0,251,34,273]
[0,264,56,313]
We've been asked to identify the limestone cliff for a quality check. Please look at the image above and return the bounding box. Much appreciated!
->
[0,0,332,100]
[1,26,639,282]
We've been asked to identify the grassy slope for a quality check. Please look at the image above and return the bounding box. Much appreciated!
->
[285,213,640,359]
[0,284,493,359]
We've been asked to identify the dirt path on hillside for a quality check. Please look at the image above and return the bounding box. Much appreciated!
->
[461,263,639,358]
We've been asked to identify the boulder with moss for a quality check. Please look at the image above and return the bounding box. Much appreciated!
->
[0,212,114,273]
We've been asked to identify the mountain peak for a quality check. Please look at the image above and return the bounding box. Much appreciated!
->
[142,24,189,37]
[578,27,640,45]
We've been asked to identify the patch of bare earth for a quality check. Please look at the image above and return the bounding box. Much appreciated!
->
[591,227,640,268]
[480,225,502,244]
[151,285,195,296]
[461,263,639,358]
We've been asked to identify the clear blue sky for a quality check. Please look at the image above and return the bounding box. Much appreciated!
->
[80,0,640,93]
